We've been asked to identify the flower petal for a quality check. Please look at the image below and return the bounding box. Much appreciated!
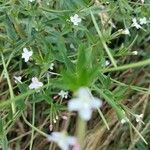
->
[79,108,92,121]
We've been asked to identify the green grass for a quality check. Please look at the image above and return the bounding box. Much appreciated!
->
[0,0,150,150]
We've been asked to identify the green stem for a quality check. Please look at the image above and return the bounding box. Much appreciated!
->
[1,52,16,114]
[103,59,150,73]
[77,117,87,150]
[22,113,47,138]
[97,108,110,130]
[90,10,117,68]
[29,103,35,150]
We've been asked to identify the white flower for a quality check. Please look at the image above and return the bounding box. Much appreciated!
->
[139,17,147,25]
[22,48,33,62]
[49,63,54,70]
[29,77,43,90]
[68,87,102,121]
[105,60,110,66]
[48,132,76,150]
[14,76,22,83]
[135,114,144,123]
[58,90,68,99]
[132,51,138,55]
[29,0,35,2]
[121,117,129,124]
[70,14,82,26]
[141,0,144,4]
[122,28,130,35]
[132,18,142,29]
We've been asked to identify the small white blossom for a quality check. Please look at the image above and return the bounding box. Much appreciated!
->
[105,60,110,66]
[29,0,35,2]
[29,77,43,90]
[132,18,142,29]
[48,132,76,150]
[70,14,82,26]
[68,87,102,121]
[49,63,54,70]
[135,114,144,123]
[22,48,33,62]
[58,90,68,99]
[132,51,138,55]
[14,76,22,83]
[139,17,147,25]
[141,0,144,4]
[121,117,129,124]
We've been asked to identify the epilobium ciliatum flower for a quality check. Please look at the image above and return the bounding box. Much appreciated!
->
[58,90,68,99]
[139,17,147,25]
[68,87,102,121]
[14,76,22,83]
[132,18,142,29]
[135,114,144,124]
[22,48,33,62]
[29,77,43,90]
[70,14,82,26]
[48,132,76,150]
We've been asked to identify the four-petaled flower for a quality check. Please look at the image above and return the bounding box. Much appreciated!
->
[70,14,82,26]
[29,77,43,90]
[22,48,33,62]
[135,114,144,124]
[48,132,76,150]
[121,117,129,124]
[68,87,102,120]
[139,17,147,25]
[132,18,142,29]
[58,90,68,99]
[14,76,22,83]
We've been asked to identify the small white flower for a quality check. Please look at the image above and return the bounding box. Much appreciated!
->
[141,0,144,4]
[49,63,54,70]
[105,60,110,66]
[132,18,142,29]
[58,90,68,99]
[135,114,144,123]
[121,117,129,124]
[70,14,82,26]
[48,132,76,150]
[22,48,33,62]
[29,0,35,2]
[14,76,22,83]
[122,28,130,35]
[132,51,138,55]
[139,17,147,25]
[29,77,43,90]
[68,87,102,121]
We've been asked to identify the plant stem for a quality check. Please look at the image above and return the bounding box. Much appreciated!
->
[1,52,16,114]
[77,117,87,150]
[90,10,117,68]
[22,113,47,138]
[103,59,150,73]
[29,102,35,150]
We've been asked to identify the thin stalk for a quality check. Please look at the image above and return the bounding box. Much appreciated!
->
[1,52,16,114]
[97,108,110,130]
[77,117,87,150]
[22,113,47,138]
[90,10,117,67]
[29,103,35,150]
[103,59,150,73]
